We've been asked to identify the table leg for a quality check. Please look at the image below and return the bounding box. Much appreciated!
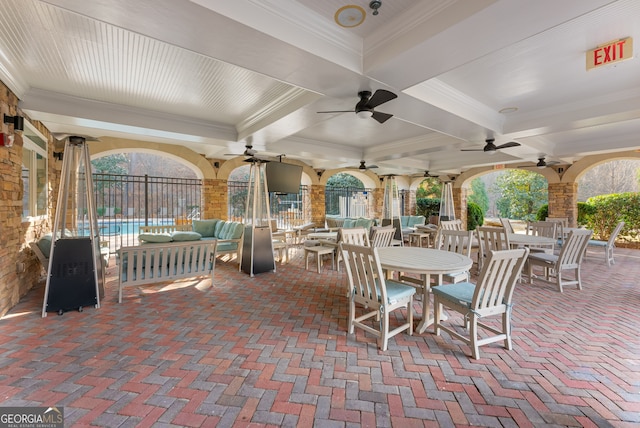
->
[415,273,432,334]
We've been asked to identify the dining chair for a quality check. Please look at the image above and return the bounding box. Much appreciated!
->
[476,226,510,272]
[436,229,473,283]
[527,229,592,292]
[587,220,624,267]
[440,219,463,231]
[370,226,396,248]
[433,247,529,360]
[526,221,558,254]
[499,218,515,234]
[545,217,568,246]
[340,242,416,351]
[332,227,370,271]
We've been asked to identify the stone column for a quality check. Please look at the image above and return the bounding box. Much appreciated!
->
[202,178,228,220]
[453,187,467,229]
[309,185,325,227]
[372,187,384,221]
[548,182,577,227]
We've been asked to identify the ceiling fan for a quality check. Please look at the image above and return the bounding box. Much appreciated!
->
[410,170,439,178]
[224,142,257,157]
[518,156,560,169]
[348,160,378,170]
[317,89,397,124]
[461,138,521,154]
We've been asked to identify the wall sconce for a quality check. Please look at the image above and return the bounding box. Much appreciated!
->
[4,114,24,132]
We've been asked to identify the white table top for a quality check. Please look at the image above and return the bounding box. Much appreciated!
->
[508,233,557,246]
[307,231,338,240]
[376,247,473,275]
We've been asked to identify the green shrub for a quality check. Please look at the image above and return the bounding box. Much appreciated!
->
[97,207,106,217]
[416,198,440,218]
[585,192,639,240]
[467,202,484,230]
[576,202,595,226]
[536,204,548,221]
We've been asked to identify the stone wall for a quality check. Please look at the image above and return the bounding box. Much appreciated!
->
[0,82,58,317]
[309,185,325,227]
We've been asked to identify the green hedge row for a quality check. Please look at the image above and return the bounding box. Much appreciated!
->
[537,193,638,241]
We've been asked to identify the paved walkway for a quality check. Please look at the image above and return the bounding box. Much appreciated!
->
[1,245,639,427]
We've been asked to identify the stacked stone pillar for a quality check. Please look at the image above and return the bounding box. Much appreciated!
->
[548,182,578,227]
[202,179,228,220]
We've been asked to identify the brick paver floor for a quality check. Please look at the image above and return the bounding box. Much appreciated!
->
[1,245,639,427]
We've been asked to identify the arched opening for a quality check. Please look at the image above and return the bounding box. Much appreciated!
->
[325,172,373,219]
[226,163,312,229]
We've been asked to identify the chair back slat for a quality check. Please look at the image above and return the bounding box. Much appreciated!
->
[607,221,625,245]
[476,226,511,271]
[440,219,463,231]
[559,229,592,268]
[341,243,385,307]
[527,221,558,239]
[473,248,529,313]
[437,229,473,257]
[499,218,515,234]
[370,226,395,247]
[339,227,371,246]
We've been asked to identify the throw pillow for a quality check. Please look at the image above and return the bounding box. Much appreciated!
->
[138,233,173,243]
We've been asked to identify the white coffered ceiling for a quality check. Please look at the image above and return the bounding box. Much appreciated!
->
[1,0,639,176]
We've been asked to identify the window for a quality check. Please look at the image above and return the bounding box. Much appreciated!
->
[21,124,48,219]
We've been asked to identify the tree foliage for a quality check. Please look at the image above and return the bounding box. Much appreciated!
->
[326,173,364,188]
[493,170,548,221]
[577,160,640,201]
[467,202,484,230]
[468,178,489,213]
[585,192,639,241]
[92,153,128,175]
[416,198,441,218]
[416,178,441,199]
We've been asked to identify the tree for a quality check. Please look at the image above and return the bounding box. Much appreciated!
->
[468,178,489,213]
[92,153,128,175]
[326,173,364,188]
[493,170,548,220]
[577,160,640,200]
[415,178,441,199]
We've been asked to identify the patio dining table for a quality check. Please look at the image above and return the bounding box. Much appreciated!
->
[508,233,557,247]
[376,247,473,334]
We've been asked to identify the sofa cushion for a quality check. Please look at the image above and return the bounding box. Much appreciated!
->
[171,231,202,242]
[37,234,53,258]
[343,219,357,228]
[228,222,244,239]
[408,216,426,227]
[214,220,226,238]
[217,241,239,252]
[355,218,374,229]
[192,219,218,238]
[138,233,173,243]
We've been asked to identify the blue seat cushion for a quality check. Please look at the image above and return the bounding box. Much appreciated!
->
[383,280,416,305]
[431,282,476,308]
[217,242,238,252]
[587,239,607,247]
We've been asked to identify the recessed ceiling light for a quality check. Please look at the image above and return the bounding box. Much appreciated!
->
[499,107,518,114]
[335,5,366,28]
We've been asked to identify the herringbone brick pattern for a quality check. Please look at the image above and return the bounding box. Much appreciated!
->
[1,245,639,427]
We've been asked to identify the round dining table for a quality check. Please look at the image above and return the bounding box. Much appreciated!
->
[376,247,473,334]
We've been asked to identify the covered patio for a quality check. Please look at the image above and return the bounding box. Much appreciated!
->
[1,245,639,426]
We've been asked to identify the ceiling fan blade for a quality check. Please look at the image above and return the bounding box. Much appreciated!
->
[368,164,379,169]
[460,148,483,152]
[495,141,521,150]
[367,89,397,108]
[317,110,355,113]
[371,111,393,124]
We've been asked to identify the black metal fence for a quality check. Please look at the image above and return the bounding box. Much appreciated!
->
[325,186,375,218]
[92,173,201,248]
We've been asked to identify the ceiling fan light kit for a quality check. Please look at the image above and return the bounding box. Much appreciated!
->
[369,0,382,15]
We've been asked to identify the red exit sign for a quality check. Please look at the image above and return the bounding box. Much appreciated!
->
[586,37,633,70]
